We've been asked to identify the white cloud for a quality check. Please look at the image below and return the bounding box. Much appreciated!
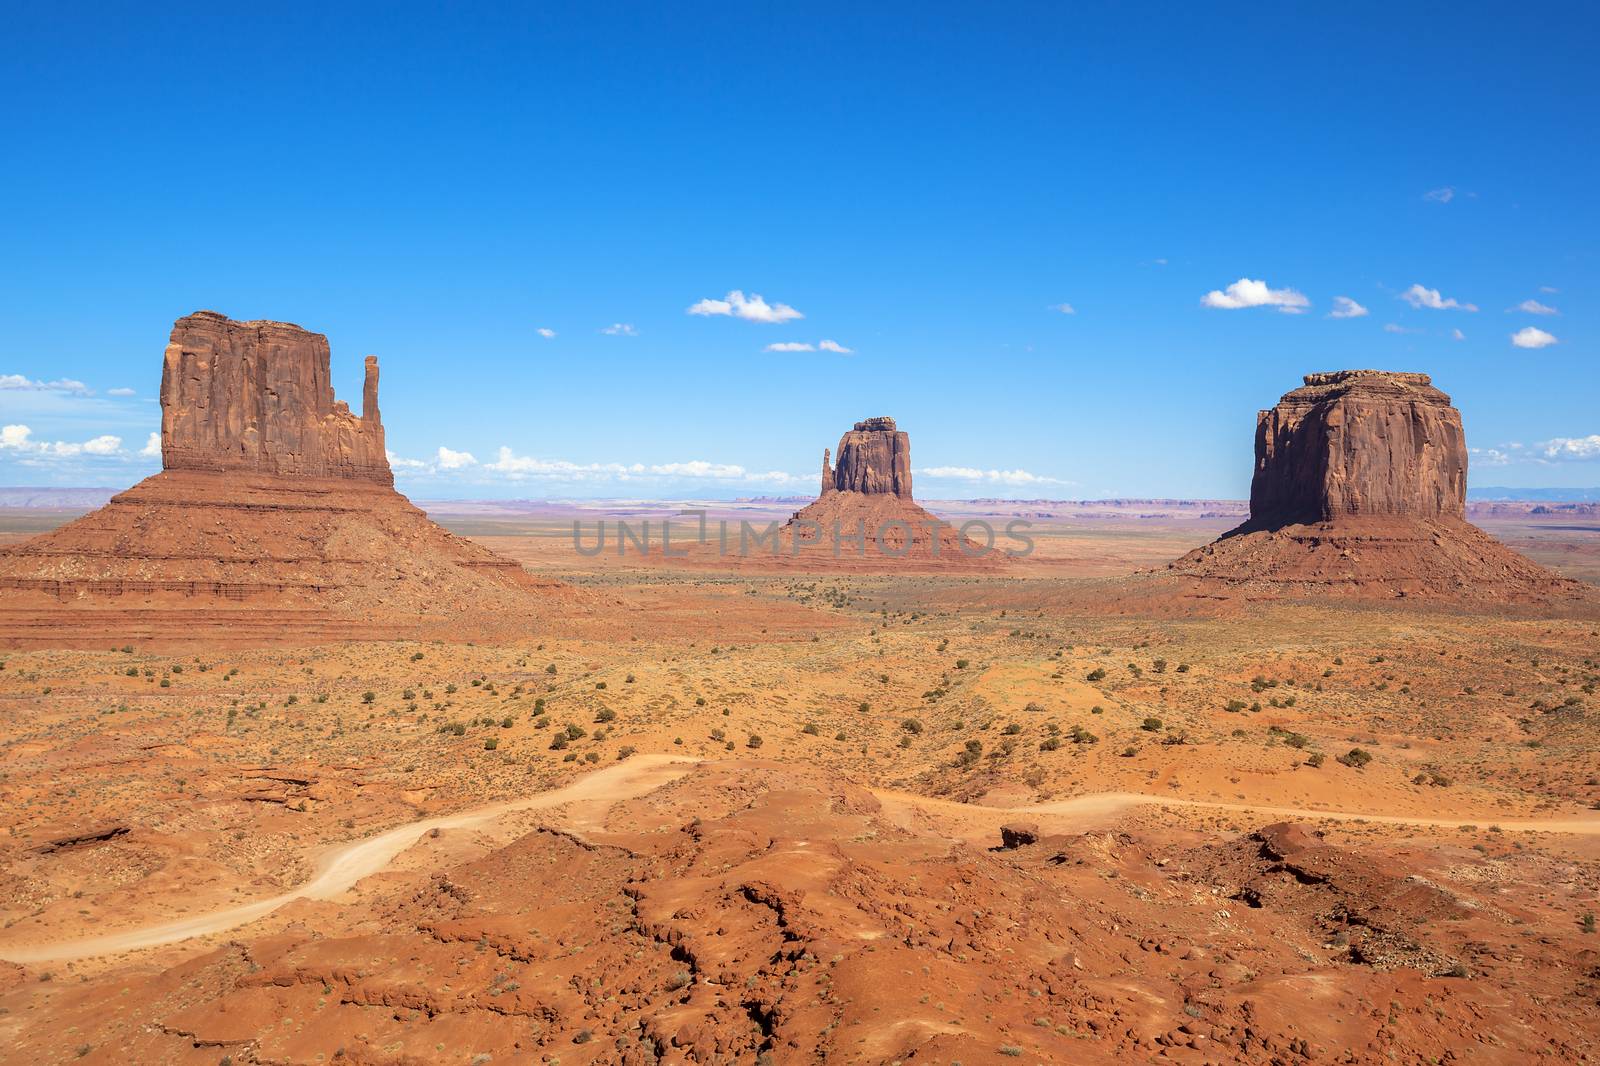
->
[599,323,638,336]
[107,387,136,397]
[386,450,432,471]
[1200,278,1309,313]
[141,432,161,458]
[1,374,90,393]
[1470,446,1514,467]
[536,327,557,339]
[1452,328,1466,341]
[1423,186,1456,203]
[647,460,748,479]
[1399,284,1477,312]
[686,290,804,324]
[436,446,478,470]
[1383,323,1422,334]
[1540,285,1559,294]
[1511,326,1558,349]
[917,466,1070,486]
[1538,435,1600,461]
[764,339,854,354]
[1328,296,1368,319]
[1051,303,1076,315]
[1512,299,1558,315]
[478,446,801,485]
[0,424,126,458]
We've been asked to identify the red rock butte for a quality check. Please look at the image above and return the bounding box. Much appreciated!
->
[1166,369,1587,602]
[160,312,392,483]
[782,417,1007,570]
[0,312,565,647]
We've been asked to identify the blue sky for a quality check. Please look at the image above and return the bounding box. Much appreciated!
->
[2,3,1595,499]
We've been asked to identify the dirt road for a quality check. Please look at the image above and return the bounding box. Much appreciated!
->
[0,754,694,965]
[6,756,1597,965]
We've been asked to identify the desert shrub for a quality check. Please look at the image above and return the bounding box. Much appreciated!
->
[747,734,763,749]
[901,718,923,734]
[1023,701,1045,712]
[595,681,607,690]
[546,664,557,674]
[857,701,871,713]
[710,728,725,741]
[1338,747,1373,768]
[595,707,617,723]
[1305,752,1325,767]
[802,723,820,735]
[564,723,585,740]
[549,733,569,750]
[483,737,498,750]
[1002,722,1022,736]
[1141,717,1162,732]
[955,659,970,669]
[1040,736,1061,751]
[834,730,847,741]
[617,746,636,760]
[1070,725,1098,745]
[362,691,376,704]
[1086,668,1107,682]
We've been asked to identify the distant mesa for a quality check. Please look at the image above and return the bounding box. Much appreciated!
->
[783,417,1005,569]
[820,416,913,499]
[1166,369,1588,602]
[0,311,565,647]
[1245,371,1464,528]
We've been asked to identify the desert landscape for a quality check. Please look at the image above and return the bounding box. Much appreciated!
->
[0,315,1597,1064]
[4,9,1597,1063]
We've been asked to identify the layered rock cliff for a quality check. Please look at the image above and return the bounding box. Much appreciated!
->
[1166,369,1585,602]
[1248,371,1465,528]
[825,417,913,498]
[160,311,391,483]
[781,416,1003,570]
[0,311,562,645]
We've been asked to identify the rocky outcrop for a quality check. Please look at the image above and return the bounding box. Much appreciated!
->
[0,311,565,646]
[827,417,912,498]
[1166,370,1589,603]
[1248,371,1465,527]
[776,417,1005,571]
[160,311,391,483]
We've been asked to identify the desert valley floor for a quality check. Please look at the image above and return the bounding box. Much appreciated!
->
[1,501,1599,1064]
